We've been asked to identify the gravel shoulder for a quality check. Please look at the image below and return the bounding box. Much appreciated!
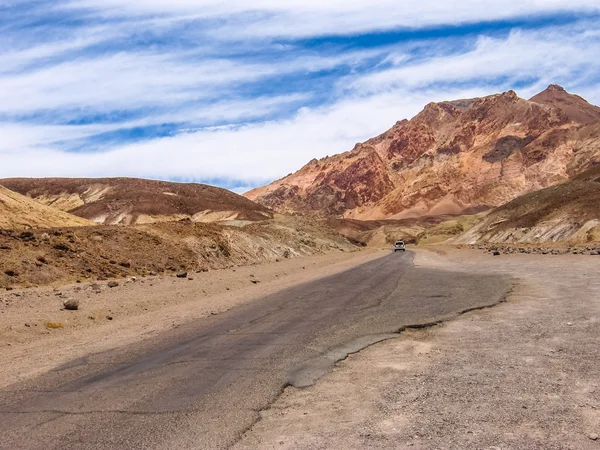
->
[235,248,600,449]
[0,248,385,389]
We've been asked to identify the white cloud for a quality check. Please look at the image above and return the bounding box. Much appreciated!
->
[0,45,383,116]
[0,53,270,115]
[0,123,115,152]
[0,93,310,151]
[346,26,600,95]
[0,34,105,74]
[65,0,600,38]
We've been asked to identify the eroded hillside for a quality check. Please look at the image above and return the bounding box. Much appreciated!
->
[246,85,600,220]
[0,216,356,289]
[0,186,95,230]
[453,165,600,244]
[1,178,273,225]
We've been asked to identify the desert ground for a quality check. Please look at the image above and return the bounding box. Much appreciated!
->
[1,245,599,448]
[0,247,384,389]
[235,248,600,449]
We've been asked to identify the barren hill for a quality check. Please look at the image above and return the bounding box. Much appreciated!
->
[453,164,600,244]
[1,178,273,225]
[0,185,95,230]
[0,216,355,289]
[246,85,600,220]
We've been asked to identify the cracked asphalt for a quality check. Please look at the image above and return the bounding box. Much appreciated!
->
[0,251,511,449]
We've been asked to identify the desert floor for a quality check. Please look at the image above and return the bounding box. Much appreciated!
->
[2,247,599,449]
[235,248,600,449]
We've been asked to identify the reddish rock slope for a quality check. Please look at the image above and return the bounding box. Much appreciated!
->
[246,85,600,219]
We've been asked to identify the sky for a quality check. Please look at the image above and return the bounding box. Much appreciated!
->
[1,1,600,193]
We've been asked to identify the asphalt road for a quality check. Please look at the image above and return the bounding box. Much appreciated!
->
[0,251,512,449]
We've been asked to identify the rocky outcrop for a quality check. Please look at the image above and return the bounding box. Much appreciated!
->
[246,85,600,220]
[0,216,356,289]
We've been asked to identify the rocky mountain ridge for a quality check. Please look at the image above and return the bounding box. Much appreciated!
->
[246,85,600,220]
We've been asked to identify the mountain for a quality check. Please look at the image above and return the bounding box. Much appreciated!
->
[529,84,600,125]
[246,85,600,220]
[0,178,273,225]
[0,185,95,230]
[453,164,600,244]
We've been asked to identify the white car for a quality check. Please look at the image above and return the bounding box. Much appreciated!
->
[394,241,406,252]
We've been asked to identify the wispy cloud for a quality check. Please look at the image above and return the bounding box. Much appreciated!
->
[1,1,599,191]
[0,43,383,118]
[346,24,600,97]
[64,0,600,38]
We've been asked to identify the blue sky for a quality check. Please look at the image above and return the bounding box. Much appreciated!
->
[1,1,600,193]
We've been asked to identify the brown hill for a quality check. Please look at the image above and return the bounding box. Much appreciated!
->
[453,164,600,244]
[0,216,355,289]
[0,185,95,230]
[246,85,600,220]
[0,178,273,225]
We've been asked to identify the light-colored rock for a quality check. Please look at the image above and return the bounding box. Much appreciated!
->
[62,298,80,311]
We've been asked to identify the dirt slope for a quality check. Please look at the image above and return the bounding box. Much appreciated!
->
[453,164,600,244]
[0,185,94,230]
[0,216,355,289]
[246,85,600,220]
[1,178,273,225]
